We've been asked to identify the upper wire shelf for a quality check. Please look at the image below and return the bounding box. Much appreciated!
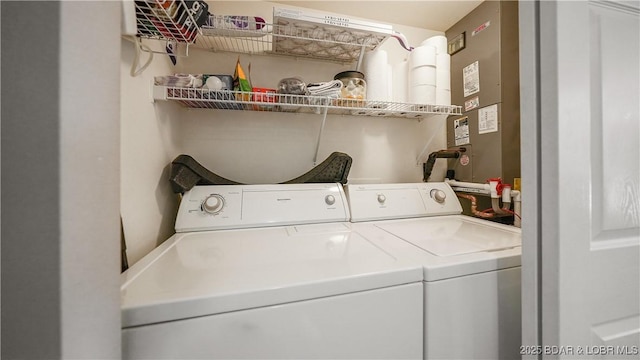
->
[195,16,390,64]
[133,1,391,64]
[134,0,209,44]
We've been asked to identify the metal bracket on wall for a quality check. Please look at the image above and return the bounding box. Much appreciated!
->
[355,42,368,71]
[312,102,330,165]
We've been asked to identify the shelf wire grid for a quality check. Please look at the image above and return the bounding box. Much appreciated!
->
[195,16,389,63]
[133,1,390,64]
[134,0,207,44]
[159,87,462,119]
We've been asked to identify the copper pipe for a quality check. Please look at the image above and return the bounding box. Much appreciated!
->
[456,193,495,219]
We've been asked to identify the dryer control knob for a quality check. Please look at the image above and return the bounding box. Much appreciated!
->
[202,194,225,214]
[377,194,386,204]
[431,189,446,204]
[325,195,336,205]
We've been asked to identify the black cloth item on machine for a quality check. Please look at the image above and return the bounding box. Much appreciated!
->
[169,152,353,193]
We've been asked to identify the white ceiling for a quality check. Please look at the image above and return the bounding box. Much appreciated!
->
[270,1,483,32]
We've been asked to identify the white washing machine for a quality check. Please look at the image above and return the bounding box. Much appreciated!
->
[345,183,522,360]
[121,183,424,359]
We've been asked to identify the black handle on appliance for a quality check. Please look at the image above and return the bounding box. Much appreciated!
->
[423,147,466,182]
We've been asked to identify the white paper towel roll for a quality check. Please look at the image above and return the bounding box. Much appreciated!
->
[436,88,451,105]
[392,59,408,103]
[435,53,451,91]
[388,63,393,103]
[409,45,436,68]
[364,49,390,102]
[421,35,448,55]
[436,69,451,90]
[436,53,450,71]
[409,84,436,104]
[409,65,436,86]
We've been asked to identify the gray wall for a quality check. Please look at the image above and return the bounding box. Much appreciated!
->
[1,1,121,358]
[517,1,541,355]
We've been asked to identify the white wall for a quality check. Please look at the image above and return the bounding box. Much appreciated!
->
[120,39,183,265]
[2,1,121,358]
[60,2,122,356]
[121,1,449,265]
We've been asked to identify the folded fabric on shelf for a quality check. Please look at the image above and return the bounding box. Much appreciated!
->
[306,80,343,97]
[154,74,204,88]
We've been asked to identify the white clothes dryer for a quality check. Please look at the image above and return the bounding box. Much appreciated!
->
[345,182,522,360]
[121,183,423,359]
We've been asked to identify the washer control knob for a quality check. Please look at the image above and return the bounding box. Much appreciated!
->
[431,189,446,204]
[202,194,225,214]
[377,194,386,204]
[325,195,336,205]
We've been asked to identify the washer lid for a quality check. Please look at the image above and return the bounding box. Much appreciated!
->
[121,222,422,328]
[375,216,521,257]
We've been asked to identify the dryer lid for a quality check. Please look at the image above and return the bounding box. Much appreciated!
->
[375,216,521,257]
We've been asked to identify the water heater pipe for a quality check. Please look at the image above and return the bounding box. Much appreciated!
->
[455,194,495,219]
[447,179,522,228]
[423,148,466,182]
[491,184,511,215]
[492,198,509,215]
[512,190,521,228]
[489,178,501,199]
[445,179,491,193]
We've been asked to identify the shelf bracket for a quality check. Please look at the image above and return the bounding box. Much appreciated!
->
[151,84,168,103]
[356,42,367,71]
[313,102,330,165]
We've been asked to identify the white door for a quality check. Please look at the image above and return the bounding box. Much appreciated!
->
[520,0,640,358]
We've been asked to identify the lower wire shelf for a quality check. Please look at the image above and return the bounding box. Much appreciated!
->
[153,86,463,119]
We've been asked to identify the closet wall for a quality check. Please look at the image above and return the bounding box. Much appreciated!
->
[121,1,447,264]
